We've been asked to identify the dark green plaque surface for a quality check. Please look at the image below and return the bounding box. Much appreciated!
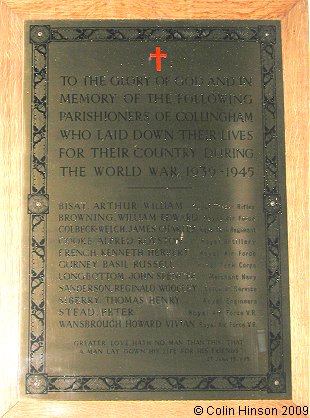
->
[22,20,291,400]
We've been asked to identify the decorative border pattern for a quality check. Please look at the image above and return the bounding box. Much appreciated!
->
[26,24,287,395]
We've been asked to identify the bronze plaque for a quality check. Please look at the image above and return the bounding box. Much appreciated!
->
[22,20,291,399]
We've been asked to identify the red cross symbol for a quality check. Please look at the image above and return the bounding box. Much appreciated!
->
[149,46,167,72]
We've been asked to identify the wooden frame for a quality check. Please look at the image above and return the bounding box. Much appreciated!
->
[0,0,308,416]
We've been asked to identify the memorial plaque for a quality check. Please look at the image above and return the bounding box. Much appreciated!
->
[22,20,291,399]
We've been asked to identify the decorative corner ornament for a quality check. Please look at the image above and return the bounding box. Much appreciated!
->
[258,26,276,44]
[26,373,49,394]
[30,25,51,44]
[267,372,286,393]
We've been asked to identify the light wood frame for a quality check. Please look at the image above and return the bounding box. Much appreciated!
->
[0,1,308,417]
